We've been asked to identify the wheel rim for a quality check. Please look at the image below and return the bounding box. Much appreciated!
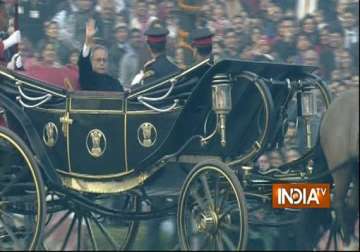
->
[0,131,45,250]
[178,164,247,250]
[42,192,138,250]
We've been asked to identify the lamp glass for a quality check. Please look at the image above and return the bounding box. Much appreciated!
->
[212,84,232,114]
[301,90,316,117]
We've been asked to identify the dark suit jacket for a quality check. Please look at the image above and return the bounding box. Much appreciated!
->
[78,50,123,92]
[142,54,180,85]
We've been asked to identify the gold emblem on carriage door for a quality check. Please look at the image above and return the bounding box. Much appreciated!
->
[137,123,157,148]
[43,122,58,147]
[86,129,107,158]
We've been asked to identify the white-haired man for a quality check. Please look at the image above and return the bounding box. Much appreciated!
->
[78,18,123,91]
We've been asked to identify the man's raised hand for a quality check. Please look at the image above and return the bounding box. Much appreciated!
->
[85,18,97,46]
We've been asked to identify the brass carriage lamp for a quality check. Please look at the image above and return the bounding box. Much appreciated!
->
[301,89,317,118]
[301,88,317,175]
[212,74,233,147]
[301,89,317,150]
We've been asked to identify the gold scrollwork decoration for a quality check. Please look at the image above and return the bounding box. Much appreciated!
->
[137,122,157,148]
[43,122,59,147]
[86,129,107,158]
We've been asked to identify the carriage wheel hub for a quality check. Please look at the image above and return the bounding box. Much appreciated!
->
[197,211,218,233]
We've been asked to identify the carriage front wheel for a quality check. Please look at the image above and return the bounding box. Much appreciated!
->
[177,160,248,251]
[0,127,46,250]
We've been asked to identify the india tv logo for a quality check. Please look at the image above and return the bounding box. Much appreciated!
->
[272,183,330,208]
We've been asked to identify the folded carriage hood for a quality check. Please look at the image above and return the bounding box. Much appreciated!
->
[135,59,317,170]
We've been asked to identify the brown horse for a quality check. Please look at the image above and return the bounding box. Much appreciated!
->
[319,88,359,246]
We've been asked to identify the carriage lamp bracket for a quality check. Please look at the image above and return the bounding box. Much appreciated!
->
[200,113,218,146]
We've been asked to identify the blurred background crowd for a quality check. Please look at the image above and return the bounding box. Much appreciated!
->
[1,0,358,89]
[1,0,359,169]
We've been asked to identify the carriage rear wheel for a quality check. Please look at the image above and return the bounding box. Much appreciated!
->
[41,192,139,251]
[0,127,46,250]
[177,160,248,251]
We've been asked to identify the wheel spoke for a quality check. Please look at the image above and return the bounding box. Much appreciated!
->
[325,228,334,250]
[42,194,138,251]
[219,230,236,250]
[200,174,214,209]
[77,215,83,250]
[190,187,207,212]
[0,196,36,205]
[84,216,98,250]
[198,233,210,250]
[60,212,77,251]
[90,213,118,250]
[45,213,54,225]
[216,233,225,250]
[44,210,72,239]
[0,182,35,190]
[0,208,24,220]
[219,204,238,221]
[218,189,229,212]
[189,230,201,237]
[0,170,28,196]
[333,228,338,251]
[211,235,217,251]
[220,222,239,233]
[214,176,220,211]
[0,215,22,250]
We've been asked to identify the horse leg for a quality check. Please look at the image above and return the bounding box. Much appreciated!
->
[332,163,352,245]
[346,165,359,239]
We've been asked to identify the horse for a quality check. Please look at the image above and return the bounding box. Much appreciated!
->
[295,88,359,250]
[319,88,359,246]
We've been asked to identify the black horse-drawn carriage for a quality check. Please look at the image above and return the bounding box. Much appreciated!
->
[0,58,331,250]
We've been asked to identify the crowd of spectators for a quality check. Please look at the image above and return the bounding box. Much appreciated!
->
[1,0,358,91]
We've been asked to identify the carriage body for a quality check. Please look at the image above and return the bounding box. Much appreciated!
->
[0,58,331,250]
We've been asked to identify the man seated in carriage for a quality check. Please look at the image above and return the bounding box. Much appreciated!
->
[78,18,123,92]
